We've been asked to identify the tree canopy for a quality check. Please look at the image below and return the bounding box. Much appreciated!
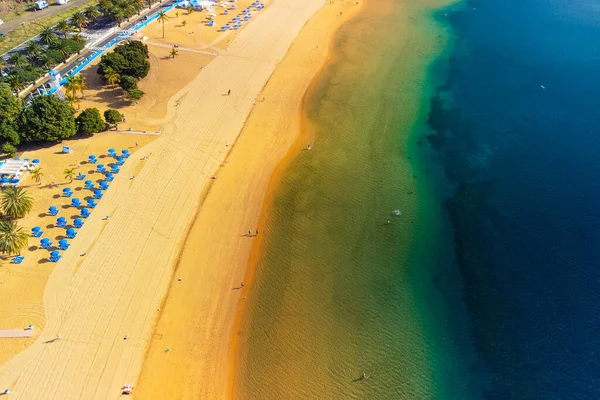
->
[19,95,76,142]
[0,84,23,146]
[76,108,106,134]
[104,109,122,125]
[97,41,150,81]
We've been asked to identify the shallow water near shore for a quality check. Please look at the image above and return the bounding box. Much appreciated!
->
[234,0,476,398]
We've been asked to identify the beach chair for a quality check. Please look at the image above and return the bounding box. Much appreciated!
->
[75,172,86,180]
[81,207,91,218]
[12,256,24,264]
[50,250,62,262]
[48,206,59,216]
[1,176,9,187]
[71,198,82,208]
[84,180,94,190]
[88,155,97,164]
[58,239,70,251]
[93,190,103,200]
[31,226,43,237]
[66,228,77,239]
[111,165,120,174]
[99,181,109,190]
[62,146,72,154]
[62,188,73,197]
[56,216,67,228]
[121,150,130,158]
[40,238,53,249]
[108,148,117,157]
[105,172,114,182]
[115,157,125,166]
[97,164,106,173]
[87,198,97,209]
[224,9,228,15]
[31,159,40,166]
[10,178,20,186]
[74,218,84,229]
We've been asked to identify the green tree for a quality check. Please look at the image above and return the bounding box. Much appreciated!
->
[76,108,106,134]
[119,74,138,90]
[65,93,79,109]
[157,11,169,38]
[2,143,17,157]
[54,40,72,63]
[0,83,23,146]
[182,19,187,27]
[169,48,178,58]
[29,167,43,185]
[18,95,76,142]
[97,52,127,76]
[104,109,122,125]
[1,187,33,219]
[72,11,87,31]
[40,27,58,45]
[85,5,102,21]
[0,220,29,255]
[9,53,27,68]
[7,75,22,92]
[126,88,144,101]
[57,20,71,38]
[104,67,120,89]
[64,167,77,182]
[64,74,81,99]
[25,41,41,59]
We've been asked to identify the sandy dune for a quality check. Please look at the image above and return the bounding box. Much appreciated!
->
[0,0,323,398]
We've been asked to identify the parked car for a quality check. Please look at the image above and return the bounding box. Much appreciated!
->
[34,1,49,10]
[56,0,70,4]
[0,19,4,26]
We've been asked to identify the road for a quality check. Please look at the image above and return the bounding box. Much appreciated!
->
[0,0,93,36]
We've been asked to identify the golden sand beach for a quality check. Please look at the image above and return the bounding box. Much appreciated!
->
[135,1,363,398]
[0,0,338,398]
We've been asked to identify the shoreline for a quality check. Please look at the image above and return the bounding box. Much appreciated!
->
[0,0,329,397]
[229,0,365,397]
[134,1,363,398]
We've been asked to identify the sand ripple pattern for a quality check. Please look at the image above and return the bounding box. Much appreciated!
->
[0,0,323,398]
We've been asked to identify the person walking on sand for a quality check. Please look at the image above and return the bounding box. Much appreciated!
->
[256,229,259,235]
[228,89,231,95]
[248,230,252,236]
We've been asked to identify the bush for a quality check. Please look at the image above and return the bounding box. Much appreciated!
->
[104,109,122,125]
[126,88,144,101]
[18,95,76,142]
[2,143,16,157]
[76,108,106,134]
[97,41,150,81]
[119,75,138,91]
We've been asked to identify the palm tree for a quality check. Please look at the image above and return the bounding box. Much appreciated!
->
[169,48,178,58]
[9,53,27,68]
[187,6,193,14]
[65,93,79,109]
[132,0,144,15]
[40,27,58,45]
[29,167,43,185]
[36,53,54,69]
[182,20,187,27]
[57,20,71,38]
[0,220,29,256]
[7,76,22,92]
[75,75,87,98]
[25,41,41,58]
[72,12,87,31]
[175,11,179,18]
[64,75,81,98]
[1,187,33,219]
[104,67,120,89]
[72,33,85,44]
[157,11,169,38]
[56,40,71,63]
[64,168,77,183]
[85,5,101,21]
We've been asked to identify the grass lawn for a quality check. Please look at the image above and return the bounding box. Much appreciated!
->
[0,1,34,24]
[0,0,96,55]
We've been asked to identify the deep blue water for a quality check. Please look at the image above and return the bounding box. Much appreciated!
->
[426,0,600,398]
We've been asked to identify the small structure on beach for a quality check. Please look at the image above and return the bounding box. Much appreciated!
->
[177,0,216,10]
[0,159,30,176]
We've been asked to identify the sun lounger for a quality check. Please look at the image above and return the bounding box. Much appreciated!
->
[71,198,82,207]
[50,250,62,262]
[81,207,91,218]
[58,239,70,251]
[31,226,43,237]
[49,206,59,216]
[12,256,24,264]
[105,172,114,182]
[40,238,53,249]
[75,172,86,180]
[56,216,67,228]
[74,218,84,228]
[66,228,77,239]
[93,190,103,199]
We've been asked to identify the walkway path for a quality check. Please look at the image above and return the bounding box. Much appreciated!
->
[0,0,323,398]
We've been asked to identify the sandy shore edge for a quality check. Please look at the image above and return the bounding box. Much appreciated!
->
[135,0,363,399]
